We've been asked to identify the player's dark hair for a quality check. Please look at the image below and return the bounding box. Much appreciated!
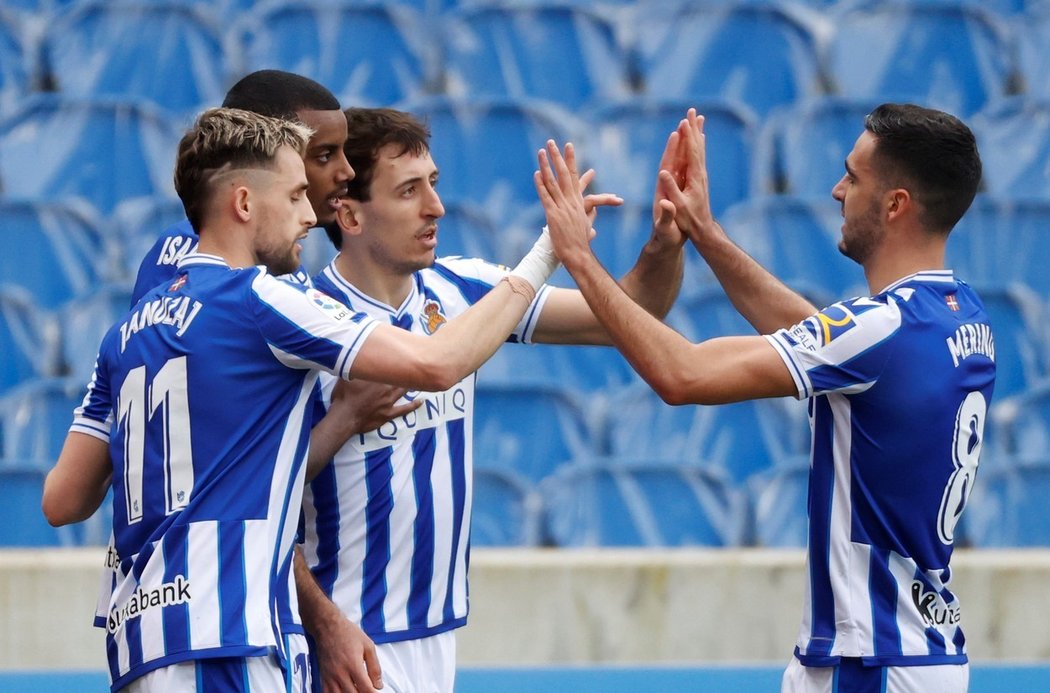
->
[323,108,431,249]
[222,70,341,122]
[864,103,982,234]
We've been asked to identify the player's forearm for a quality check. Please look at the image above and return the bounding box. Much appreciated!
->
[619,230,685,319]
[563,251,701,402]
[306,414,352,482]
[691,221,816,333]
[42,432,112,526]
[294,547,343,637]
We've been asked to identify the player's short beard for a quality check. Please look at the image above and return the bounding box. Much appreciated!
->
[258,244,300,276]
[838,197,885,265]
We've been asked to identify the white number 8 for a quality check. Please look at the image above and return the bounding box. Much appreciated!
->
[937,391,986,545]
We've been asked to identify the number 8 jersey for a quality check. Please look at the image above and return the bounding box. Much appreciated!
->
[765,270,996,667]
[71,254,379,691]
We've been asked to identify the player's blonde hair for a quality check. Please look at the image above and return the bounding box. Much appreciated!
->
[174,107,314,232]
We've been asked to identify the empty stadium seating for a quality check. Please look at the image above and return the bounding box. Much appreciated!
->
[949,196,1050,295]
[970,97,1050,200]
[747,456,810,547]
[0,94,183,213]
[630,3,826,116]
[41,1,230,116]
[239,0,435,107]
[540,458,747,547]
[0,376,84,465]
[963,460,1050,547]
[443,2,630,110]
[717,196,865,302]
[587,97,758,214]
[0,287,62,395]
[823,4,1016,117]
[405,95,580,212]
[473,381,598,483]
[471,467,542,546]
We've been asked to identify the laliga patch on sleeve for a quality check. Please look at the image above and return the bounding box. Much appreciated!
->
[306,288,351,322]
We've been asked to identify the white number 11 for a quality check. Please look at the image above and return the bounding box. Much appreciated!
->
[117,357,194,524]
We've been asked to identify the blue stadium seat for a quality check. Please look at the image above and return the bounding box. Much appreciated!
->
[405,96,579,211]
[717,196,865,303]
[587,97,757,215]
[823,4,1016,117]
[112,195,190,280]
[443,3,630,110]
[0,287,61,394]
[239,0,434,107]
[971,282,1048,400]
[471,467,542,546]
[1015,9,1050,101]
[473,382,599,483]
[949,196,1050,295]
[605,383,808,483]
[540,458,747,547]
[478,340,638,393]
[0,8,33,112]
[41,1,229,116]
[630,4,825,117]
[59,282,134,384]
[757,96,883,197]
[0,94,183,213]
[987,379,1050,463]
[970,97,1050,201]
[747,456,810,548]
[0,376,84,466]
[0,199,115,309]
[435,200,502,262]
[963,460,1050,547]
[0,463,109,546]
[0,466,65,546]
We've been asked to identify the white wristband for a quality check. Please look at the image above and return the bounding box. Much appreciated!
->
[509,226,560,292]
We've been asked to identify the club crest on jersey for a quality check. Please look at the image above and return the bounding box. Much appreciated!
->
[168,275,188,292]
[420,300,447,335]
[946,294,960,311]
[306,288,350,321]
[815,304,858,345]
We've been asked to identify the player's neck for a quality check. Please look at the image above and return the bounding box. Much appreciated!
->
[196,229,256,269]
[334,250,414,309]
[864,238,946,295]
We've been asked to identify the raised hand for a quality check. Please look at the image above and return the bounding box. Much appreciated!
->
[534,140,594,268]
[656,109,719,246]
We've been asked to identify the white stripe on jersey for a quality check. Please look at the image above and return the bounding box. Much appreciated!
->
[187,522,221,650]
[245,519,274,646]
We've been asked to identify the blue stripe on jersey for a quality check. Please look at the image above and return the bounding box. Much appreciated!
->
[443,417,467,623]
[125,600,144,672]
[362,449,395,635]
[869,548,901,657]
[309,463,342,598]
[408,429,437,629]
[219,522,249,646]
[808,395,837,657]
[926,624,947,655]
[162,534,191,657]
[196,656,249,692]
[430,262,492,304]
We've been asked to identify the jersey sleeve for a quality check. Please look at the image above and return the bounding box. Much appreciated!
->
[765,297,903,400]
[249,272,380,380]
[70,344,116,442]
[433,256,553,344]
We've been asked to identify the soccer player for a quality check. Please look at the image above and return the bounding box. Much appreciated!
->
[41,107,566,692]
[296,107,687,692]
[536,105,994,693]
[132,69,354,301]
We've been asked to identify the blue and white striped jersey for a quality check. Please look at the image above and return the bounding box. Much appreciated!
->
[301,256,551,644]
[131,219,310,304]
[72,253,379,691]
[766,270,995,667]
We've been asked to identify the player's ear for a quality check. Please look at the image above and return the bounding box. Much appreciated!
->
[335,199,365,237]
[233,185,252,223]
[886,188,910,223]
